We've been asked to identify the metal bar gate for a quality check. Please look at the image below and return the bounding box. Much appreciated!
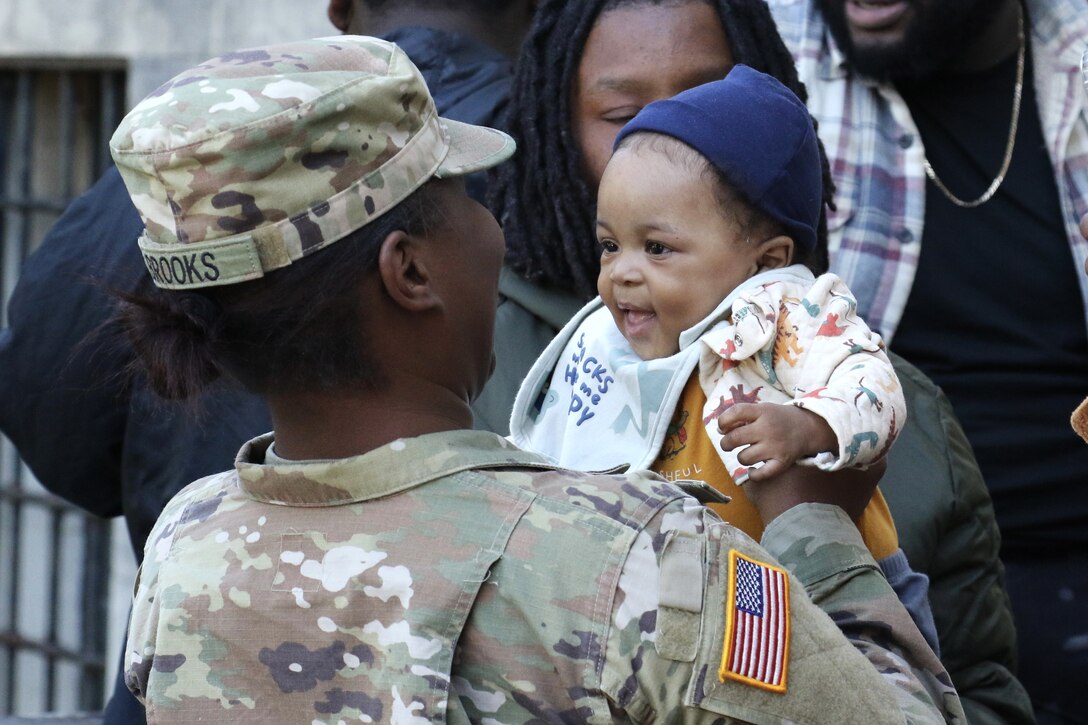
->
[0,63,126,716]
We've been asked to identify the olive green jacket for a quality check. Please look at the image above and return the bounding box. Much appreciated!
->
[473,266,1032,725]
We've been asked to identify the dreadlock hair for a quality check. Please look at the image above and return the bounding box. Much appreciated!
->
[489,0,835,300]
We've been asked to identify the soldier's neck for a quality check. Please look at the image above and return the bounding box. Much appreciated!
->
[265,386,472,460]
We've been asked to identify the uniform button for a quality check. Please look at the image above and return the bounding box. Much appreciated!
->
[897,228,915,243]
[898,134,914,149]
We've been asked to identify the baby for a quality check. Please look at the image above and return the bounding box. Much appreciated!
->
[510,65,908,566]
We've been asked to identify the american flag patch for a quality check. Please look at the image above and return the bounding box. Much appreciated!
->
[719,550,790,692]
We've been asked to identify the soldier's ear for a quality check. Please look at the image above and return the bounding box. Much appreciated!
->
[377,230,442,313]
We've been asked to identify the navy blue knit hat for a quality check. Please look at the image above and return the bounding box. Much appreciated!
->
[613,64,821,252]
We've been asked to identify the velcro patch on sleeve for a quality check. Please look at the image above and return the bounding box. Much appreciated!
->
[655,531,705,662]
[719,550,790,692]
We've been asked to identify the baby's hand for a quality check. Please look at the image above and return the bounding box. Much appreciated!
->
[717,403,837,482]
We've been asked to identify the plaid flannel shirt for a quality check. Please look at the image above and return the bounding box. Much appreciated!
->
[767,0,1088,341]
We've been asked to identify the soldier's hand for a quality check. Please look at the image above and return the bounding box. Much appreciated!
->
[744,460,886,524]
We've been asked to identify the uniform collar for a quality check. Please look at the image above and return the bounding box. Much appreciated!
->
[234,429,553,506]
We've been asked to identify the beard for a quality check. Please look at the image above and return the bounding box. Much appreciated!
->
[814,0,1001,82]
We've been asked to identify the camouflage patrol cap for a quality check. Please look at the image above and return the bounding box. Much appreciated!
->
[109,35,515,290]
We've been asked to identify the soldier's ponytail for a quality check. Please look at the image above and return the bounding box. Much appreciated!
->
[116,287,224,400]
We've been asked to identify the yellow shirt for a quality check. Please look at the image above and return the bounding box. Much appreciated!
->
[652,373,898,560]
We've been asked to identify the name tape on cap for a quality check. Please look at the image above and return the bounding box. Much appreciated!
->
[138,235,265,290]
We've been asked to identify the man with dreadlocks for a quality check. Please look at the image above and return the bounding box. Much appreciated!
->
[481,0,1031,722]
[767,1,1087,719]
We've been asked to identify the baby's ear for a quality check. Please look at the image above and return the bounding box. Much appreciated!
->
[756,235,794,271]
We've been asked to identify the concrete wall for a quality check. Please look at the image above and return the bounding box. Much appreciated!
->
[0,0,335,104]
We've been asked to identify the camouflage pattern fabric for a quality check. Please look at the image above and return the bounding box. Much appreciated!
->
[126,430,962,723]
[109,36,513,290]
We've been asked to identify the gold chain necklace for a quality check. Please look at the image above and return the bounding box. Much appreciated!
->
[922,5,1025,209]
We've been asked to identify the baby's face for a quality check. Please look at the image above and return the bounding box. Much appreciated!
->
[596,145,764,360]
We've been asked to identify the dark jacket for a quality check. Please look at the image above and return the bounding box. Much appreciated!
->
[477,271,1033,725]
[881,362,1034,725]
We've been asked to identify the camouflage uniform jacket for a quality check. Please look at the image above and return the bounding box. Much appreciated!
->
[126,430,963,723]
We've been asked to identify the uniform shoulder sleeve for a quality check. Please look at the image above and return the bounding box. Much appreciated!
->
[124,472,236,702]
[762,504,966,724]
[602,498,963,723]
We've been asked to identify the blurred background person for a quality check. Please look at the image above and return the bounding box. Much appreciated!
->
[769,0,1088,720]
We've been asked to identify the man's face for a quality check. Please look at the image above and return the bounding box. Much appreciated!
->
[571,0,734,191]
[814,0,996,81]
